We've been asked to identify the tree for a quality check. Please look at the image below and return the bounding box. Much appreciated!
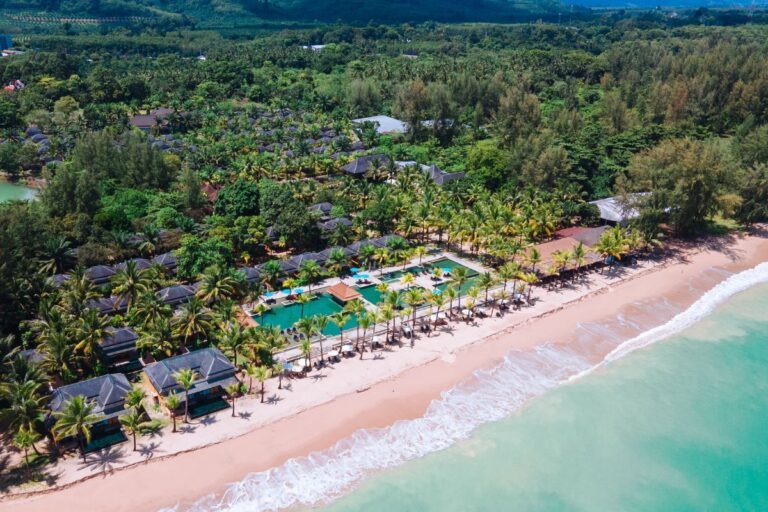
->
[476,271,496,304]
[492,86,541,147]
[296,293,311,319]
[1,381,45,443]
[254,365,271,403]
[450,266,470,309]
[173,299,214,350]
[734,164,768,226]
[299,260,324,293]
[175,235,234,281]
[111,261,150,309]
[52,395,101,462]
[298,338,312,371]
[125,386,146,412]
[173,369,197,423]
[196,265,243,303]
[401,287,424,338]
[357,311,374,358]
[225,382,242,416]
[166,393,182,433]
[120,409,145,451]
[214,179,260,217]
[13,427,42,477]
[619,138,735,236]
[273,361,285,390]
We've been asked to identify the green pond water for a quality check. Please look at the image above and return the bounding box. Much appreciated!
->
[326,281,768,512]
[0,181,36,202]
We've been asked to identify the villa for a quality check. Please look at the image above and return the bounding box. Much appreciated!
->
[341,154,391,176]
[97,327,140,371]
[47,374,132,451]
[143,348,239,418]
[351,115,408,135]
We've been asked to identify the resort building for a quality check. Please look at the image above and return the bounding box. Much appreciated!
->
[143,348,238,417]
[86,265,116,285]
[351,115,408,135]
[47,374,132,451]
[590,195,641,225]
[97,327,140,372]
[341,154,391,176]
[152,252,178,271]
[326,282,362,303]
[157,284,196,307]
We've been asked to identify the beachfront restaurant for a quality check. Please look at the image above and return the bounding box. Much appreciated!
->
[143,347,239,418]
[47,374,132,452]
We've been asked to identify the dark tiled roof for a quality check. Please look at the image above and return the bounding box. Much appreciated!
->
[317,246,354,261]
[152,252,178,269]
[341,154,390,175]
[239,267,261,283]
[425,164,465,185]
[49,274,70,287]
[99,327,138,358]
[346,239,375,255]
[86,265,116,284]
[372,235,405,248]
[156,285,195,306]
[114,258,152,271]
[49,374,131,416]
[87,297,119,314]
[318,217,353,231]
[308,202,333,215]
[143,348,236,396]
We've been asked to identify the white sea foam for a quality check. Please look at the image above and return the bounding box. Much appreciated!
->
[166,262,768,512]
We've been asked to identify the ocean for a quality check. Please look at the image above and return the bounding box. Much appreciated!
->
[178,263,768,512]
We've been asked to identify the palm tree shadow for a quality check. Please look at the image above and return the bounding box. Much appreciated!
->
[81,445,127,474]
[266,394,283,405]
[311,373,328,383]
[199,415,218,426]
[137,441,164,460]
[237,411,253,420]
[179,424,198,434]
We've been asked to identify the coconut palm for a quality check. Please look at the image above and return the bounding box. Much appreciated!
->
[260,260,282,290]
[497,262,518,293]
[412,246,428,265]
[111,261,150,309]
[298,338,312,371]
[520,272,539,303]
[173,368,197,423]
[52,395,101,462]
[296,316,319,355]
[125,386,146,412]
[131,293,172,329]
[357,312,374,359]
[552,250,571,287]
[330,311,350,349]
[120,409,145,451]
[450,266,470,309]
[571,242,587,283]
[74,308,109,367]
[0,380,45,449]
[166,393,182,433]
[400,272,415,287]
[272,361,285,389]
[291,292,310,318]
[344,299,366,347]
[373,248,390,274]
[225,382,242,416]
[526,247,542,273]
[492,288,509,315]
[251,302,270,325]
[39,237,71,275]
[444,285,459,316]
[314,316,330,363]
[299,260,324,294]
[254,365,271,403]
[325,248,348,277]
[379,304,396,343]
[358,243,376,269]
[196,265,243,303]
[173,299,214,350]
[401,287,424,335]
[13,427,42,476]
[40,329,77,384]
[218,324,248,368]
[475,271,496,304]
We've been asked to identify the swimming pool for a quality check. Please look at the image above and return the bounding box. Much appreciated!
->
[427,257,478,277]
[357,284,385,305]
[381,266,426,283]
[255,293,358,335]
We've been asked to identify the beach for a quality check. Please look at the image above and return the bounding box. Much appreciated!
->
[3,229,768,512]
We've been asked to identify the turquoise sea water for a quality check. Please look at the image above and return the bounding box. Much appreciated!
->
[326,282,768,512]
[172,264,768,512]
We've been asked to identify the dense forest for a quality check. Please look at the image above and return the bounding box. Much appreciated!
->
[1,13,768,470]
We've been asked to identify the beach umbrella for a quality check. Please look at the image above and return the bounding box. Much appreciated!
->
[293,288,304,295]
[264,291,275,298]
[353,272,370,279]
[433,288,443,294]
[281,288,291,295]
[350,267,361,273]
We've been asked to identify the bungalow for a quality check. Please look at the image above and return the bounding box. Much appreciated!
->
[352,115,408,135]
[423,164,465,186]
[97,327,139,371]
[346,239,375,256]
[589,195,641,226]
[114,258,152,271]
[86,265,116,285]
[87,296,128,315]
[341,154,391,176]
[47,374,132,450]
[372,234,405,248]
[157,284,195,307]
[129,107,174,132]
[318,217,353,232]
[143,348,238,416]
[239,266,261,284]
[308,202,334,220]
[317,246,354,263]
[152,252,178,271]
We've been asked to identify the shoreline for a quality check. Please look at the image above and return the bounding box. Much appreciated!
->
[2,230,767,512]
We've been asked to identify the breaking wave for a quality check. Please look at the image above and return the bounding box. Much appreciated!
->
[165,262,768,512]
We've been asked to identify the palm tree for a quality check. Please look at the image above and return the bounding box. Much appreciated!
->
[402,287,424,336]
[173,299,214,351]
[412,246,428,265]
[492,288,509,316]
[314,316,330,363]
[552,250,571,287]
[13,427,42,477]
[251,302,270,325]
[260,260,282,290]
[254,365,271,403]
[444,285,459,317]
[330,311,350,349]
[166,393,182,433]
[379,304,396,343]
[427,291,446,330]
[111,261,150,309]
[520,272,539,303]
[74,308,109,367]
[450,266,470,309]
[497,262,518,293]
[196,265,242,303]
[39,237,71,275]
[373,248,390,274]
[344,299,365,347]
[296,293,311,319]
[218,324,248,368]
[296,316,318,346]
[299,260,324,294]
[120,409,145,451]
[400,272,415,287]
[52,395,101,462]
[298,339,312,371]
[571,242,587,283]
[475,271,496,304]
[225,382,242,416]
[325,248,348,277]
[0,381,44,453]
[358,243,376,269]
[40,329,77,384]
[272,361,285,389]
[357,312,374,359]
[125,386,146,412]
[173,369,197,423]
[526,247,542,274]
